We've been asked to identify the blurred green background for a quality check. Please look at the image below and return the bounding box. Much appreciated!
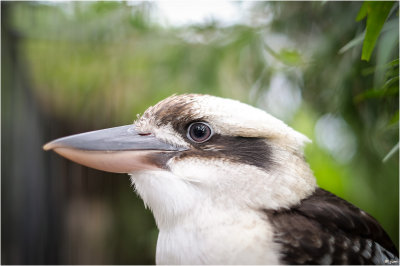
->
[2,1,398,264]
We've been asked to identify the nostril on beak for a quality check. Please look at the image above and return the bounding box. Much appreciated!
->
[139,133,152,136]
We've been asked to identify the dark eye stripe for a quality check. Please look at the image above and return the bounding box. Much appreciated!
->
[157,116,274,170]
[178,134,274,170]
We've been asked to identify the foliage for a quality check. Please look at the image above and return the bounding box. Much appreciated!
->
[356,1,395,62]
[352,1,399,162]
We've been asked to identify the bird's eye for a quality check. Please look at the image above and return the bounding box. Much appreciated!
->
[187,122,213,143]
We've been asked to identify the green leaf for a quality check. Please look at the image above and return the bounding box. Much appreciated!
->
[279,49,303,65]
[264,43,303,66]
[354,86,398,102]
[356,2,369,21]
[354,74,399,102]
[339,17,398,55]
[361,2,395,61]
[386,58,399,68]
[361,58,399,76]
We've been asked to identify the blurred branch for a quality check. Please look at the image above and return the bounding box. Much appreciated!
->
[382,142,399,163]
[338,31,365,54]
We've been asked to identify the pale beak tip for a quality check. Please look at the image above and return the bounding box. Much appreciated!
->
[43,142,55,151]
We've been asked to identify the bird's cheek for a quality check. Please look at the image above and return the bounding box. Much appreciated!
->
[145,152,179,171]
[52,147,167,173]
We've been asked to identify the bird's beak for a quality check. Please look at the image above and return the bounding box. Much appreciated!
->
[43,125,186,173]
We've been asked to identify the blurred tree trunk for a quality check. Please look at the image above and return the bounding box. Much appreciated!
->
[1,2,63,263]
[2,5,125,264]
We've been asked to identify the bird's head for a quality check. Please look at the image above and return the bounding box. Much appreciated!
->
[44,94,316,228]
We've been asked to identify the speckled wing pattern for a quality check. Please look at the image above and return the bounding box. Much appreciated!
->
[265,188,399,265]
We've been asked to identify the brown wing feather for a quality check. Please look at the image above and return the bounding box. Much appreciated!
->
[264,188,398,265]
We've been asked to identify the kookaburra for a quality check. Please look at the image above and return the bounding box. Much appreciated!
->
[44,94,398,264]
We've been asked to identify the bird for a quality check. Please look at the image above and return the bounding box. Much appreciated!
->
[44,94,398,265]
